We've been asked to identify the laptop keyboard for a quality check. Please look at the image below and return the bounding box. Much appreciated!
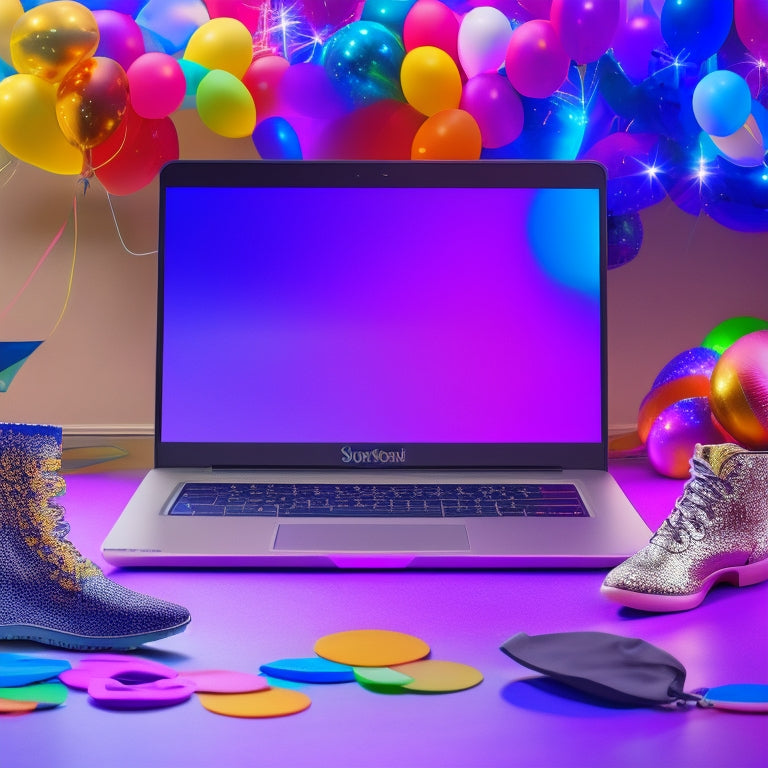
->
[166,482,589,518]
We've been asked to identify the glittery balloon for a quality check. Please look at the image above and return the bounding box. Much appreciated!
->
[322,21,405,108]
[606,211,643,269]
[651,347,721,390]
[637,374,711,444]
[709,330,768,449]
[646,397,725,478]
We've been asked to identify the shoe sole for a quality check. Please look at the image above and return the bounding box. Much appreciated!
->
[601,556,768,612]
[0,618,190,651]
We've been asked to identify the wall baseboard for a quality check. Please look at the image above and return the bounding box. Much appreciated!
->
[63,424,154,437]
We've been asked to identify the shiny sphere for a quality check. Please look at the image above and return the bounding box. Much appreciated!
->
[709,330,768,449]
[646,397,725,479]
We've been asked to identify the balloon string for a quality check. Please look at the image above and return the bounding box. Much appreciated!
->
[0,200,72,326]
[47,193,79,338]
[105,191,158,257]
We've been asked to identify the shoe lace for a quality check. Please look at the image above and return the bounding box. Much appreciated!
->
[654,456,728,546]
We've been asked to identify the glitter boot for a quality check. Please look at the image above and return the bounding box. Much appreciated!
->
[602,443,768,612]
[0,423,190,650]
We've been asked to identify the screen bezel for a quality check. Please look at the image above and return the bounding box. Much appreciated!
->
[155,160,608,471]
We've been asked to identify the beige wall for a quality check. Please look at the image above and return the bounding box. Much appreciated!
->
[2,111,767,434]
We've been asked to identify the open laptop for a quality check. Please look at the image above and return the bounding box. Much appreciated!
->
[102,159,651,569]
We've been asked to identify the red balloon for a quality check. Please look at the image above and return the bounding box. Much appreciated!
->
[91,106,179,195]
[242,55,290,121]
[403,0,460,65]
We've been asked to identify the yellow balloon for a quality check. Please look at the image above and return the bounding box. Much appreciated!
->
[184,17,254,79]
[401,46,462,117]
[196,69,256,138]
[10,0,99,82]
[0,0,23,66]
[0,73,83,174]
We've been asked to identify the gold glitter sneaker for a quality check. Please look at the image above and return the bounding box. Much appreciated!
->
[601,443,768,612]
[0,423,190,650]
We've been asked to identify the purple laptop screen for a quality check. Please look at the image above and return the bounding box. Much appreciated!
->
[159,184,601,445]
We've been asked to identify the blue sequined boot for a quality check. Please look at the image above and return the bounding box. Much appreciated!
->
[0,423,190,650]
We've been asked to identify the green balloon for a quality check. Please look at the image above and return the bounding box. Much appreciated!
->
[702,316,768,354]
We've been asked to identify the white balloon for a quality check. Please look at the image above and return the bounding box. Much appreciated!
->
[458,7,513,79]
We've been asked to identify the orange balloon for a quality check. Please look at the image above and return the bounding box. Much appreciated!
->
[10,1,99,82]
[56,56,129,149]
[411,108,482,159]
[636,374,711,443]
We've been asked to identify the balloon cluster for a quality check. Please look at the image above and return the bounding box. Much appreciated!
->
[639,316,768,478]
[0,0,767,256]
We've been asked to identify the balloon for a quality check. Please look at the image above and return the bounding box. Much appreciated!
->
[660,0,733,63]
[504,19,570,98]
[93,10,144,70]
[403,0,460,64]
[253,116,302,159]
[92,105,179,194]
[136,0,211,55]
[0,73,83,174]
[459,72,523,148]
[243,55,290,120]
[10,1,99,82]
[709,330,768,449]
[205,0,264,33]
[315,98,424,158]
[401,45,462,116]
[299,0,362,35]
[56,57,129,149]
[550,0,620,64]
[0,0,23,66]
[80,0,144,13]
[637,374,712,443]
[652,347,722,390]
[411,108,482,158]
[177,57,208,108]
[322,21,405,107]
[457,6,512,78]
[646,397,725,478]
[196,68,257,138]
[361,0,418,34]
[735,0,768,61]
[278,62,348,119]
[692,70,752,137]
[702,317,768,354]
[127,52,186,119]
[184,16,255,79]
[708,115,766,168]
[610,11,663,83]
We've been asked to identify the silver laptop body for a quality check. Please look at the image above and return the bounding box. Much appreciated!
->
[102,160,650,568]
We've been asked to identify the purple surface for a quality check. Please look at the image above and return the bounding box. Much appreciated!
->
[1,460,765,768]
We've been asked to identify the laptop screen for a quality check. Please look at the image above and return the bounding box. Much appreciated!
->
[156,161,607,470]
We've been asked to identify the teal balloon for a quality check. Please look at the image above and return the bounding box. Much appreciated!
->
[692,70,752,137]
[178,59,209,110]
[361,0,418,34]
[322,21,405,108]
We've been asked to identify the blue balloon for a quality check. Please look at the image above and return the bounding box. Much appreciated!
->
[361,0,418,34]
[660,0,733,63]
[253,118,303,160]
[322,21,405,108]
[692,70,752,137]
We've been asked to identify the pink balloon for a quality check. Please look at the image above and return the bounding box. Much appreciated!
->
[204,0,264,33]
[517,0,551,18]
[94,10,146,70]
[735,0,768,61]
[505,19,570,98]
[550,0,621,64]
[403,0,460,65]
[460,72,523,148]
[127,52,186,118]
[243,55,291,121]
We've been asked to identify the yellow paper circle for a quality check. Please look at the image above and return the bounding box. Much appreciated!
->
[198,687,311,718]
[401,46,462,117]
[0,73,83,174]
[391,659,484,692]
[184,17,254,79]
[10,1,99,82]
[314,629,430,668]
[196,69,256,138]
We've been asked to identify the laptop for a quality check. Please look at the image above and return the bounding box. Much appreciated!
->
[102,159,651,569]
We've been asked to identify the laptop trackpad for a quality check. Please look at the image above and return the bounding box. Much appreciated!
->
[274,523,470,552]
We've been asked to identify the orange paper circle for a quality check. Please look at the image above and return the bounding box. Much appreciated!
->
[314,629,430,667]
[197,687,311,718]
[391,660,484,692]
